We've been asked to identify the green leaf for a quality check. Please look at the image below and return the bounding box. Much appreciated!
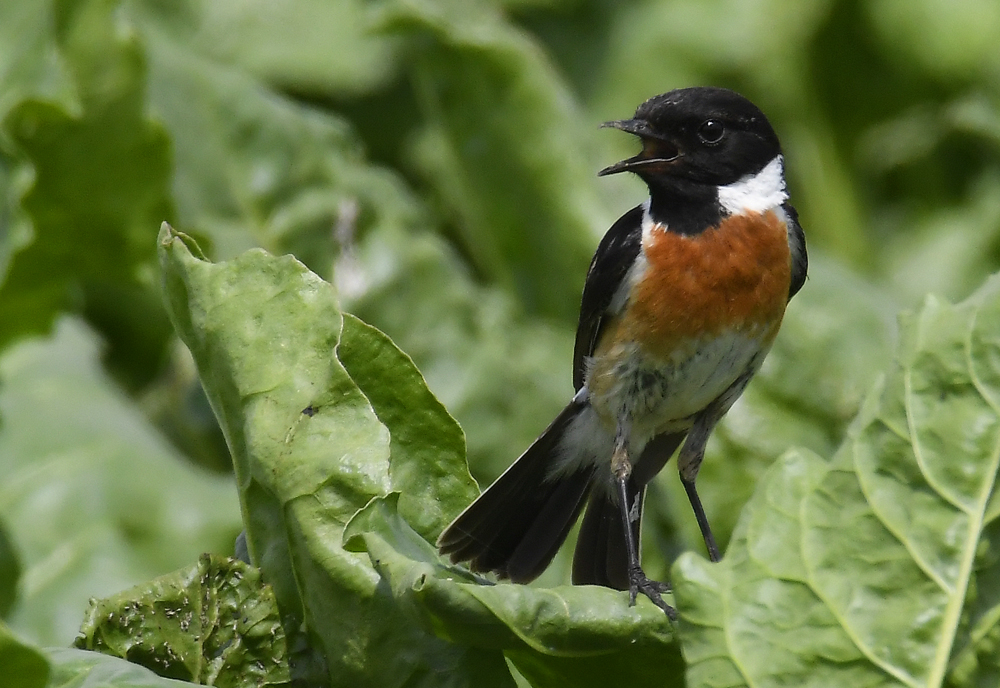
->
[0,317,241,646]
[0,620,49,688]
[674,273,1000,687]
[339,313,477,540]
[158,223,387,616]
[345,493,683,688]
[46,647,201,688]
[0,0,174,361]
[75,554,290,688]
[158,225,516,687]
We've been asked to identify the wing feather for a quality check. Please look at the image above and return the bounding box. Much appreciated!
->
[572,205,645,390]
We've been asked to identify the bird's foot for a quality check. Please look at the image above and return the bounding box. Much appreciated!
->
[627,565,676,620]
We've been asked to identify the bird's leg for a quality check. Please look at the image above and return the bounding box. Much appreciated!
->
[677,415,721,562]
[610,421,632,483]
[612,424,676,619]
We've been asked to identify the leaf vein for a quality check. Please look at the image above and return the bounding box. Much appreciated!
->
[927,313,1000,686]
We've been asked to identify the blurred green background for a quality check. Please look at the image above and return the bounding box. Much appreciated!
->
[0,0,998,649]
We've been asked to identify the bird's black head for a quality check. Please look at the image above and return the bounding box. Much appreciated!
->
[600,87,781,185]
[600,87,785,231]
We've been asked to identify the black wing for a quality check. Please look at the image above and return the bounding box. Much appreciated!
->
[572,204,645,391]
[782,202,807,300]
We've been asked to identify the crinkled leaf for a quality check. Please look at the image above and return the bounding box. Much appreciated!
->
[674,274,1000,687]
[0,318,240,646]
[0,620,48,688]
[75,554,289,688]
[158,225,514,687]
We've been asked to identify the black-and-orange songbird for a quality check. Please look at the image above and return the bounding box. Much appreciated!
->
[437,87,807,616]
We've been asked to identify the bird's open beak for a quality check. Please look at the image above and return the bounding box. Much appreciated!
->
[598,119,680,176]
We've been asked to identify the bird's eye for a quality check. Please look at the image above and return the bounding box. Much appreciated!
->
[697,119,725,144]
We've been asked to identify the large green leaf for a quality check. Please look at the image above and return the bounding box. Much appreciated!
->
[0,318,241,646]
[344,494,683,688]
[158,224,511,688]
[673,274,1000,687]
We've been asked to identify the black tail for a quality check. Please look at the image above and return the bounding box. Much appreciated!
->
[437,402,594,583]
[571,479,641,590]
[572,431,685,589]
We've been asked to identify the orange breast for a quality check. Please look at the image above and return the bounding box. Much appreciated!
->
[616,209,792,358]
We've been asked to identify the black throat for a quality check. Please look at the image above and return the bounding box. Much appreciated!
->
[645,178,723,236]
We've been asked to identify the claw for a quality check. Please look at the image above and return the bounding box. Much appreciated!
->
[627,565,676,619]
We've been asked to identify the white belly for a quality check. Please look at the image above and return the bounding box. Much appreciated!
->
[550,329,770,483]
[589,329,770,435]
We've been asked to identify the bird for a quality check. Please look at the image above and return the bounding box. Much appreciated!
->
[437,86,807,617]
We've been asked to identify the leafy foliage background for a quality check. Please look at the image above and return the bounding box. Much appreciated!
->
[0,0,998,686]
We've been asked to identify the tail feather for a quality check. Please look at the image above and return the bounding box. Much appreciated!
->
[437,402,593,583]
[505,468,593,582]
[572,482,641,590]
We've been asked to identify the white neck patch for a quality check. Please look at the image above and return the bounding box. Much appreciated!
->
[717,155,787,216]
[639,198,657,236]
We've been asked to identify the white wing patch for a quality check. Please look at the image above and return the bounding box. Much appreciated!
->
[605,200,653,316]
[717,155,787,215]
